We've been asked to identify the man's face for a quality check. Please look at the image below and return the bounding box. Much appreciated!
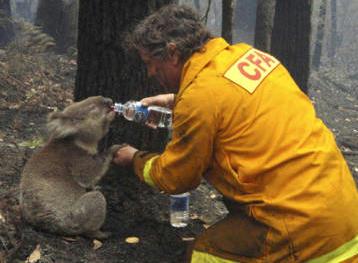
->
[139,48,183,92]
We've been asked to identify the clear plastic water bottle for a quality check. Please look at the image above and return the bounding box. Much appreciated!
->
[113,101,172,129]
[170,192,190,228]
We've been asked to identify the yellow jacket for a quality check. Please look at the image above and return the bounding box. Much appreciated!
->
[133,38,358,262]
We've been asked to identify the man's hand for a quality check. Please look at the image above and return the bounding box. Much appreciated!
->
[112,145,138,166]
[140,93,175,109]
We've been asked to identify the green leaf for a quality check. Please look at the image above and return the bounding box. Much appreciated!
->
[19,138,44,149]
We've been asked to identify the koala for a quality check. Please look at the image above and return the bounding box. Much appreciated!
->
[20,96,120,239]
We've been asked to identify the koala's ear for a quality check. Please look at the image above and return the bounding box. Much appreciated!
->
[47,111,77,139]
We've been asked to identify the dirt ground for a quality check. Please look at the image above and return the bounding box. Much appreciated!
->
[0,47,357,262]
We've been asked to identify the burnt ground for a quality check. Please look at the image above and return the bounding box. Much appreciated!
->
[0,46,357,263]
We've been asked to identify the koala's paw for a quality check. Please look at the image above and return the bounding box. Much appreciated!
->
[109,144,127,155]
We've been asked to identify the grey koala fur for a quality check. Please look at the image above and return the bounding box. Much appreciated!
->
[20,96,120,239]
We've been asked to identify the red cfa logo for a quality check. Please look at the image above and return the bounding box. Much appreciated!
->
[224,48,280,93]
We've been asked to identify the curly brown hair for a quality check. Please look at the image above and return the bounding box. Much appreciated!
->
[127,4,213,62]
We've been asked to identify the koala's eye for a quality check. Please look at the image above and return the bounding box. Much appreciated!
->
[102,97,113,108]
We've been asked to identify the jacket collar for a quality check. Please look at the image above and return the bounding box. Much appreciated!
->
[178,37,229,97]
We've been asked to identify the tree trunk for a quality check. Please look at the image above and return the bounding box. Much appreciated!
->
[75,0,174,152]
[271,0,312,94]
[329,0,337,59]
[222,0,233,44]
[232,0,257,44]
[311,0,326,71]
[254,0,276,52]
[0,0,14,47]
[193,0,200,10]
[14,0,32,21]
[35,0,78,53]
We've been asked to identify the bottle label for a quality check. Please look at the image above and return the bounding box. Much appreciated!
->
[133,104,149,123]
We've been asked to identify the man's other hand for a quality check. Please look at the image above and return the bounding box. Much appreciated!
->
[113,144,138,166]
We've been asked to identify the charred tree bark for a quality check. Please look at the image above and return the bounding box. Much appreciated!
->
[222,0,233,44]
[254,0,276,52]
[271,0,312,94]
[0,0,14,47]
[75,1,174,152]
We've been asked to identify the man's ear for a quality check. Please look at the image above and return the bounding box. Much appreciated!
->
[167,42,180,65]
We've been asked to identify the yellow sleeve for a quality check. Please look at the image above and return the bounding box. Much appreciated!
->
[132,151,159,187]
[133,85,217,194]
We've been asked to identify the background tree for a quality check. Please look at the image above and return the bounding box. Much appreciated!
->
[255,0,311,93]
[221,0,233,43]
[0,0,14,47]
[233,0,257,44]
[270,0,312,94]
[254,0,275,52]
[13,0,31,21]
[35,0,78,53]
[329,0,337,59]
[311,0,326,71]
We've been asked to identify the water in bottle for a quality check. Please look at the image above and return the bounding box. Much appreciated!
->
[113,101,172,128]
[170,192,190,228]
[146,106,172,128]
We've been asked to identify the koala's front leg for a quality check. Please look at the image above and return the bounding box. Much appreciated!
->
[94,144,123,182]
[71,144,123,189]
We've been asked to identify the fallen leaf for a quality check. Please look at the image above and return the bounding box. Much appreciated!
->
[0,251,5,263]
[47,106,58,111]
[26,244,41,263]
[8,104,20,110]
[181,237,195,242]
[190,213,199,220]
[92,239,103,250]
[346,96,355,102]
[203,224,211,229]
[62,236,77,242]
[0,212,5,223]
[125,236,140,244]
[19,138,44,149]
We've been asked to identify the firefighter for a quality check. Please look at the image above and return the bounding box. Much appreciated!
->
[114,4,358,262]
